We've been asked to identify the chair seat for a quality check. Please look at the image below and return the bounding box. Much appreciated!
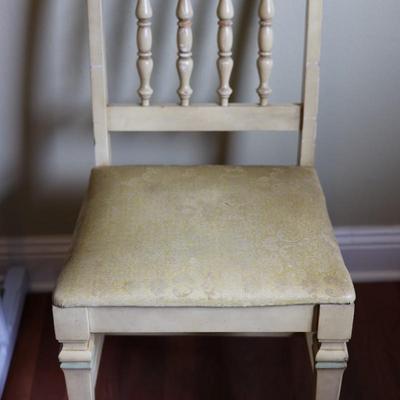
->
[54,165,355,308]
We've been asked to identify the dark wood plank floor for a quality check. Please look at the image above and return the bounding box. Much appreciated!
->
[3,283,400,399]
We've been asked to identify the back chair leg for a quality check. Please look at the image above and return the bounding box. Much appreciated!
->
[59,334,104,400]
[313,304,354,400]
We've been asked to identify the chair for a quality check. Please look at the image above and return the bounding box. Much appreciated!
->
[52,0,355,399]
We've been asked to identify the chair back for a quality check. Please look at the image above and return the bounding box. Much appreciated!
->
[87,0,323,166]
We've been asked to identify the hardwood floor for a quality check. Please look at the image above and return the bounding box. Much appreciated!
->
[3,283,400,399]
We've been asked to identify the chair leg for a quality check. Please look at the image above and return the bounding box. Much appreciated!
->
[59,334,104,400]
[313,304,354,400]
[314,341,347,400]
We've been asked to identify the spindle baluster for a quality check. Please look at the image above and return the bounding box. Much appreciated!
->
[257,0,274,106]
[136,0,153,106]
[217,0,234,107]
[176,0,194,106]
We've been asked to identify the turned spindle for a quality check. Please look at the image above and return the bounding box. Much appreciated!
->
[176,0,194,106]
[257,0,274,106]
[136,0,153,106]
[217,0,234,107]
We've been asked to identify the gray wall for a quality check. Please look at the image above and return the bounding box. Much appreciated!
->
[1,0,399,236]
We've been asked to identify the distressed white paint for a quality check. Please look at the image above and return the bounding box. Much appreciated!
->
[107,103,301,132]
[136,0,154,106]
[176,0,194,106]
[299,0,323,166]
[88,0,110,165]
[257,0,275,106]
[217,0,234,106]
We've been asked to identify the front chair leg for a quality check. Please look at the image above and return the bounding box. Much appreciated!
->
[314,341,348,400]
[59,334,104,400]
[314,304,354,400]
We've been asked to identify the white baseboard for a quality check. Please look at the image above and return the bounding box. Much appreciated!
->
[335,226,400,282]
[0,236,70,292]
[1,227,399,292]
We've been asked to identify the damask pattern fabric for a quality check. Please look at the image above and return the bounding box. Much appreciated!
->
[54,166,355,307]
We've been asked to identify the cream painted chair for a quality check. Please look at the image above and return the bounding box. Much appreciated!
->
[52,0,355,399]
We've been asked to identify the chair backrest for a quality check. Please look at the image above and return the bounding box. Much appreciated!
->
[87,0,323,167]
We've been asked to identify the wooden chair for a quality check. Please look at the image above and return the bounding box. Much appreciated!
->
[52,0,355,399]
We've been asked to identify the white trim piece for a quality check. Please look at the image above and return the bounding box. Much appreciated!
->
[0,236,70,292]
[0,236,71,260]
[335,226,400,282]
[88,0,111,165]
[298,0,323,166]
[87,304,314,334]
[107,103,301,132]
[335,226,400,250]
[0,226,399,291]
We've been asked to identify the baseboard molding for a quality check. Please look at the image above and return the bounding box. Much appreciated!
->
[335,226,400,282]
[0,236,70,292]
[1,227,399,291]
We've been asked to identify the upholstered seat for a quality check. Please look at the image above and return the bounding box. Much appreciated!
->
[54,165,355,308]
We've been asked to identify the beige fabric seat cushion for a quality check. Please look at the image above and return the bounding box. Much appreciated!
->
[54,165,355,308]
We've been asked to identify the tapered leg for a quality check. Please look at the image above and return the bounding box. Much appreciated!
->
[314,304,354,400]
[59,334,104,400]
[314,342,347,400]
[63,368,95,400]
